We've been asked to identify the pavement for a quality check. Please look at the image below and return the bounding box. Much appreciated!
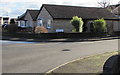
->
[2,35,120,42]
[2,39,118,73]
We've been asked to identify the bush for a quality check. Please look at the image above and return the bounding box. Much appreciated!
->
[70,16,84,32]
[7,24,18,33]
[10,19,15,24]
[34,26,48,33]
[93,19,106,33]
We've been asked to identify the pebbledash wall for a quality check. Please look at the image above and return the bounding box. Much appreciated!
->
[37,7,73,33]
[106,20,120,33]
[37,7,53,32]
[113,21,120,32]
[51,20,73,33]
[37,7,119,33]
[51,20,119,33]
[24,11,37,27]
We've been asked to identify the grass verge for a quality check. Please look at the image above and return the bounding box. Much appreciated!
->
[50,51,118,74]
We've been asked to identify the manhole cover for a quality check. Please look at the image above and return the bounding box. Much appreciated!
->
[62,49,71,51]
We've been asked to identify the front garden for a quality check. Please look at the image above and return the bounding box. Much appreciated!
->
[2,16,120,39]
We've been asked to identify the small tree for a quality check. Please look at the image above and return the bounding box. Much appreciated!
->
[98,0,111,8]
[70,16,84,32]
[10,19,15,24]
[93,19,106,33]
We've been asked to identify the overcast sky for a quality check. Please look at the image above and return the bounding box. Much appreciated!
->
[0,0,119,18]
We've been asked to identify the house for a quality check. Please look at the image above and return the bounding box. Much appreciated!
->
[36,4,119,33]
[112,4,120,17]
[0,17,3,26]
[18,4,119,33]
[0,16,10,26]
[17,9,39,28]
[3,17,10,24]
[107,2,120,32]
[108,2,120,17]
[112,5,120,32]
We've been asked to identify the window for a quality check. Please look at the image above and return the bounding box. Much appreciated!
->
[37,18,43,26]
[17,20,29,28]
[21,21,26,28]
[47,20,51,29]
[18,21,21,27]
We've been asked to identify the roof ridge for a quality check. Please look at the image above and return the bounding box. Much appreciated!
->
[27,9,39,11]
[43,4,103,9]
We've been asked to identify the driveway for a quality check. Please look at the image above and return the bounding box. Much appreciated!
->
[2,39,118,73]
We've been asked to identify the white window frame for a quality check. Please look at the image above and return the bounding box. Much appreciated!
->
[18,21,21,27]
[37,18,43,26]
[47,19,51,29]
[21,21,26,28]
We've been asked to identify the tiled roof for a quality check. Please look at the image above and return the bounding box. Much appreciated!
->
[17,13,26,20]
[28,10,39,21]
[43,4,118,20]
[18,10,39,21]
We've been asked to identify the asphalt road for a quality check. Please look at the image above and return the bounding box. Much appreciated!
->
[2,39,118,73]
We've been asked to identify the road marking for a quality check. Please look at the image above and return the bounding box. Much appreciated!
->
[46,52,117,73]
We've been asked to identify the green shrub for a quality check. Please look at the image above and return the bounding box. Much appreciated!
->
[93,19,106,33]
[70,16,84,32]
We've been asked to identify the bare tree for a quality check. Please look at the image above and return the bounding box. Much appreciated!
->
[98,0,112,8]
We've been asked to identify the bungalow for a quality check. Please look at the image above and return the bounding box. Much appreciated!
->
[107,2,120,17]
[0,16,10,29]
[112,4,120,17]
[0,16,10,25]
[0,17,3,26]
[37,4,119,33]
[108,2,120,32]
[17,9,39,28]
[18,4,119,33]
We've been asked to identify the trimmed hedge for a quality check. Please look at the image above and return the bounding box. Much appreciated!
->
[2,32,108,39]
[70,16,84,32]
[93,19,107,32]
